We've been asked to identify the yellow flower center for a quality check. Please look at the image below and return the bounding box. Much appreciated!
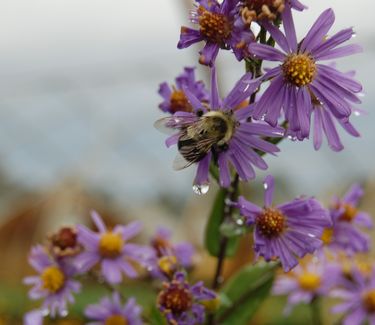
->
[170,89,192,113]
[321,228,334,245]
[158,255,178,276]
[256,207,285,238]
[363,290,375,312]
[105,315,128,325]
[198,6,232,45]
[99,232,124,258]
[298,272,321,291]
[339,203,358,222]
[41,266,65,293]
[282,53,317,87]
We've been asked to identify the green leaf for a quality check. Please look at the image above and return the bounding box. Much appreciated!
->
[148,305,167,325]
[216,261,277,325]
[204,189,239,257]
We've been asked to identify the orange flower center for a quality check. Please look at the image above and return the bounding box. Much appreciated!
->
[41,266,65,293]
[198,6,232,45]
[158,283,193,314]
[339,203,358,222]
[170,90,192,113]
[105,315,128,325]
[282,53,317,87]
[321,227,334,245]
[242,0,285,24]
[256,207,285,238]
[99,232,124,258]
[363,290,375,313]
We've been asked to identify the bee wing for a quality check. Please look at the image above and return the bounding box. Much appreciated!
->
[172,153,195,171]
[154,115,198,135]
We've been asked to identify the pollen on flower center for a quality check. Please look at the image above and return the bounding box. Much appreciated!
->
[282,54,317,87]
[321,227,334,245]
[158,282,193,314]
[99,232,124,258]
[158,256,178,276]
[105,315,128,325]
[198,6,232,45]
[339,203,358,222]
[241,0,285,24]
[41,265,65,293]
[363,290,375,312]
[170,89,192,113]
[256,207,285,238]
[298,272,321,291]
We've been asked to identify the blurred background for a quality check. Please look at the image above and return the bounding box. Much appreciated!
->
[0,0,374,323]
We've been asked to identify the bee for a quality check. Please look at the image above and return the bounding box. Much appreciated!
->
[155,111,236,170]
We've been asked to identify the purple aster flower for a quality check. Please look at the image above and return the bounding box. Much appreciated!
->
[331,268,375,325]
[157,272,216,325]
[155,68,284,189]
[249,7,362,143]
[23,245,81,317]
[85,292,142,325]
[237,0,306,27]
[158,67,209,114]
[149,227,195,279]
[321,184,372,254]
[178,0,254,66]
[237,175,332,272]
[273,255,339,314]
[75,211,155,284]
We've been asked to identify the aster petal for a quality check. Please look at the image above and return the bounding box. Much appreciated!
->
[338,118,361,137]
[229,149,255,181]
[102,259,122,284]
[24,309,44,325]
[158,82,172,101]
[312,27,356,57]
[321,108,344,151]
[343,307,366,325]
[263,175,275,207]
[182,85,205,111]
[343,184,364,205]
[194,152,211,185]
[165,133,180,148]
[301,8,335,53]
[316,44,363,60]
[122,220,142,241]
[199,42,220,67]
[210,66,220,109]
[253,75,284,123]
[239,122,284,137]
[75,251,99,272]
[261,21,290,53]
[313,107,324,150]
[296,87,312,138]
[177,27,203,49]
[218,152,231,188]
[237,196,262,222]
[249,43,286,61]
[91,210,107,233]
[281,4,297,52]
[354,212,373,228]
[76,225,99,251]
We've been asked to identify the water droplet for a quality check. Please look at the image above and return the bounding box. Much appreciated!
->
[42,309,49,317]
[352,32,357,38]
[60,309,68,317]
[236,218,244,226]
[287,135,297,142]
[353,110,361,116]
[264,183,268,190]
[192,183,210,195]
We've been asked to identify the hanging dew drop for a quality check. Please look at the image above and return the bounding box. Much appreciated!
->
[60,309,68,317]
[192,183,210,195]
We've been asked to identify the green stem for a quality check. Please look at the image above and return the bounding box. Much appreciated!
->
[311,296,323,325]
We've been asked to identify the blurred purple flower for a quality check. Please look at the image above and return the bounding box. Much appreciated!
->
[85,292,142,325]
[237,175,331,271]
[158,67,209,114]
[322,184,372,254]
[23,245,81,318]
[23,309,44,325]
[178,0,254,66]
[331,268,375,325]
[75,211,154,284]
[273,255,339,314]
[157,272,216,325]
[249,7,362,145]
[149,227,195,279]
[156,68,284,188]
